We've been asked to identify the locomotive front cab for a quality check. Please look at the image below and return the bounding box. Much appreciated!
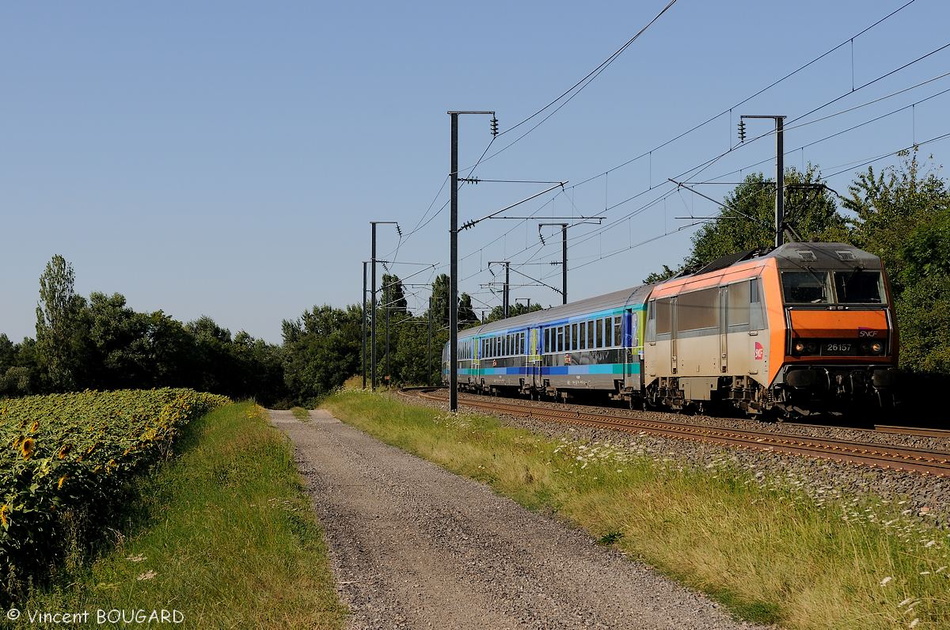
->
[773,244,898,409]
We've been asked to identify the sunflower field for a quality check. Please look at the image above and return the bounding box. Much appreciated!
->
[0,388,229,596]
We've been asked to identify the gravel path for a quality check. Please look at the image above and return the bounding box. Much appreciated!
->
[270,409,764,630]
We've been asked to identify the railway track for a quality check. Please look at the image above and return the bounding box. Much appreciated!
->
[404,388,950,478]
[874,424,950,440]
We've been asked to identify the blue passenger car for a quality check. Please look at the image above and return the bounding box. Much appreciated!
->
[443,285,652,405]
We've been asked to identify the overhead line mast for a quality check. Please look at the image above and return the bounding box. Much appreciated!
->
[448,110,496,413]
[740,115,786,248]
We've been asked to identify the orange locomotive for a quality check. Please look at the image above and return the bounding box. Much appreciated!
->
[643,242,898,416]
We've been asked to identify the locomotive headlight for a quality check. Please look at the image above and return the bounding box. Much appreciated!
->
[794,342,806,353]
[870,342,884,354]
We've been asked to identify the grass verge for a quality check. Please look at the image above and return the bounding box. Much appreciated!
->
[324,389,949,630]
[23,402,346,629]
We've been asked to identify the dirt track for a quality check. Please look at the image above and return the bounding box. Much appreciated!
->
[270,409,765,629]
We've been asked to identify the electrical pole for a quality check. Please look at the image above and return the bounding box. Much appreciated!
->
[448,110,495,413]
[385,287,390,389]
[775,116,785,248]
[489,261,511,318]
[369,221,399,391]
[739,115,786,248]
[540,223,569,304]
[427,296,433,386]
[362,261,367,389]
[450,113,459,412]
[371,225,377,390]
[560,224,568,304]
[505,262,510,318]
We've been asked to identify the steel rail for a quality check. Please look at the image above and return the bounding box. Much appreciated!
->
[875,425,950,440]
[406,389,950,477]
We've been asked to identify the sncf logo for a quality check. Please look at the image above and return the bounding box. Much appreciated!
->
[754,342,764,361]
[858,328,879,338]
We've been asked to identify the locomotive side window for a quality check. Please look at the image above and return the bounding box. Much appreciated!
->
[727,282,751,329]
[834,271,883,303]
[646,302,656,342]
[782,271,830,304]
[655,299,672,336]
[750,278,765,330]
[676,288,719,332]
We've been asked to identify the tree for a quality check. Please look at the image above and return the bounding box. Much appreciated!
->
[85,292,152,389]
[34,255,88,391]
[458,293,479,328]
[381,274,408,314]
[844,150,950,373]
[0,338,38,397]
[430,274,450,328]
[427,274,478,329]
[0,335,13,374]
[185,316,238,396]
[282,305,362,403]
[390,316,436,385]
[844,149,950,293]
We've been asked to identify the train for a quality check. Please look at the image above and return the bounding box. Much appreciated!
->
[442,242,899,417]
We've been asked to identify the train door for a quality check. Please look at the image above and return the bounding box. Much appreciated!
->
[528,328,541,390]
[719,287,729,374]
[472,336,481,385]
[622,310,638,389]
[670,297,678,375]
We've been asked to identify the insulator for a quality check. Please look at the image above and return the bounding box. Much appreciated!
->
[490,116,499,136]
[738,120,747,143]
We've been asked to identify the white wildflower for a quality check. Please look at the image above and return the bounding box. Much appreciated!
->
[880,576,893,586]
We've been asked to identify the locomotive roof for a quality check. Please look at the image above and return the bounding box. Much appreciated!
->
[675,242,881,280]
[766,242,882,269]
[458,283,652,338]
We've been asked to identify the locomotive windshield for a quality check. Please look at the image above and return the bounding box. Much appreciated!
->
[782,271,829,304]
[782,270,884,305]
[833,270,883,303]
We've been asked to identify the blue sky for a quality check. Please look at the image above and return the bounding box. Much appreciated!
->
[2,0,948,344]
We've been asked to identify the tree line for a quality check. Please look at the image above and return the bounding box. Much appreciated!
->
[0,262,460,406]
[2,150,948,406]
